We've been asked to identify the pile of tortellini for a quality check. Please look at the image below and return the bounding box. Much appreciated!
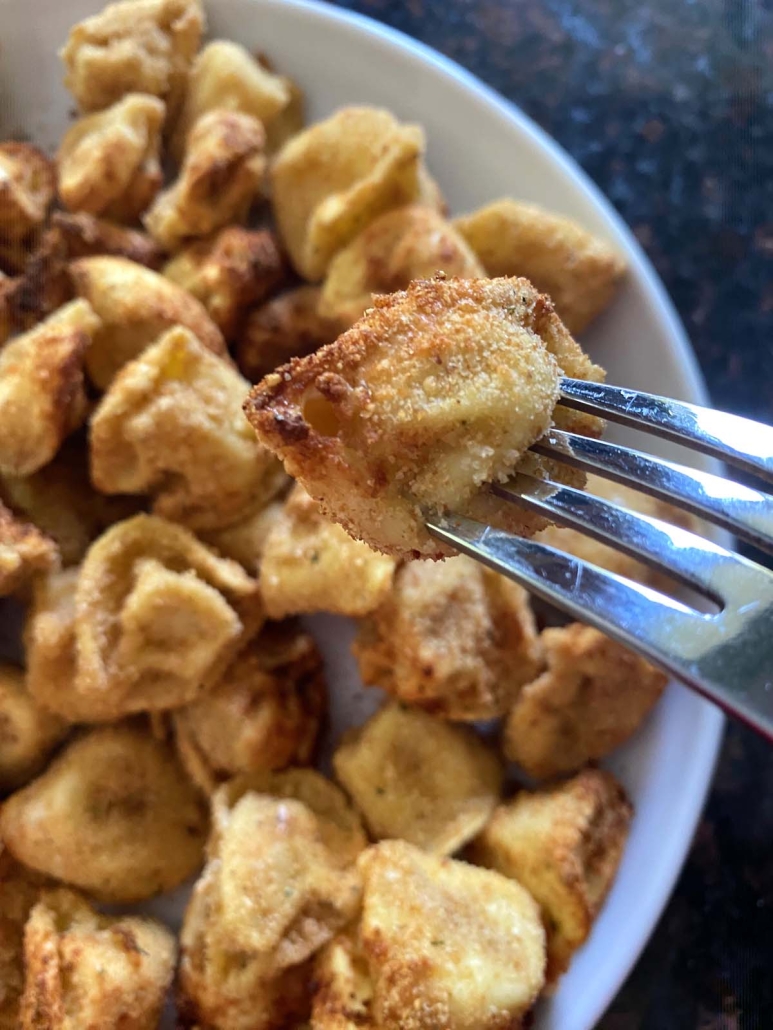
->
[0,1,675,1027]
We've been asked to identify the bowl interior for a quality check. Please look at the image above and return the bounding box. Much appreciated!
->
[0,2,723,1027]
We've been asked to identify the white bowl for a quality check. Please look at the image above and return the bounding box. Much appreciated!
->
[0,1,724,1027]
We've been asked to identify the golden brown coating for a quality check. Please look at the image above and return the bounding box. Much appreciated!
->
[3,229,73,333]
[359,841,545,1030]
[504,623,668,779]
[319,205,485,326]
[19,887,176,1029]
[0,274,14,344]
[51,210,164,266]
[201,498,284,573]
[163,226,287,338]
[0,501,58,598]
[271,106,436,281]
[0,663,67,795]
[260,484,396,619]
[454,198,626,334]
[311,931,376,1030]
[235,285,343,382]
[57,94,165,223]
[265,75,306,154]
[60,0,204,115]
[144,110,266,251]
[70,255,226,388]
[174,620,327,794]
[0,848,47,1030]
[0,300,99,477]
[0,143,55,243]
[178,791,362,1030]
[333,702,503,855]
[50,515,260,721]
[1,438,142,567]
[24,568,84,719]
[91,326,287,530]
[536,473,698,595]
[245,276,601,560]
[470,768,632,980]
[170,39,293,160]
[0,721,208,903]
[354,555,541,721]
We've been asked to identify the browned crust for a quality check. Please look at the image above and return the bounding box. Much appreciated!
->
[0,500,58,597]
[51,211,165,268]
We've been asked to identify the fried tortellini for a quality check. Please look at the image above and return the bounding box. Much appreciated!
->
[61,0,204,114]
[319,205,485,326]
[144,110,266,251]
[0,663,67,794]
[201,498,284,573]
[235,285,343,382]
[333,702,503,855]
[19,887,176,1029]
[312,930,376,1030]
[25,515,263,722]
[50,210,164,266]
[70,255,226,388]
[174,620,327,794]
[271,106,439,281]
[359,841,546,1030]
[91,326,287,530]
[0,721,208,902]
[454,198,626,335]
[354,555,541,720]
[0,849,47,1030]
[0,501,58,598]
[0,143,55,243]
[57,94,165,223]
[170,39,296,160]
[260,484,396,619]
[178,789,362,1030]
[246,276,602,560]
[0,300,100,477]
[503,623,668,779]
[470,769,632,980]
[163,226,287,339]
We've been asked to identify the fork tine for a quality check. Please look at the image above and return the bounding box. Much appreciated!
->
[533,428,773,554]
[492,472,741,601]
[559,378,773,484]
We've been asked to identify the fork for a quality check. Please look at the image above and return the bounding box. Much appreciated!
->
[425,378,773,740]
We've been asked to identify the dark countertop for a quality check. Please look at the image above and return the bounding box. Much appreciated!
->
[333,1,773,1025]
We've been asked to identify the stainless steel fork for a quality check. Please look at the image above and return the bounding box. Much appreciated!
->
[425,378,773,740]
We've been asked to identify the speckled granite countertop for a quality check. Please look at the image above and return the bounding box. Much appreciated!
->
[333,1,773,1025]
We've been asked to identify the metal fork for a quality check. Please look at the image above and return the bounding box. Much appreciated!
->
[425,378,773,740]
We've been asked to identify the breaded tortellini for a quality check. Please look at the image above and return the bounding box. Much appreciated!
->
[333,702,503,855]
[1,438,142,567]
[312,931,377,1030]
[246,276,602,560]
[235,285,343,382]
[3,229,74,333]
[354,556,541,720]
[271,106,439,281]
[470,769,632,980]
[19,887,176,1030]
[178,790,362,1030]
[260,484,396,619]
[163,226,287,338]
[0,721,208,903]
[0,143,55,243]
[60,0,204,115]
[174,620,327,794]
[144,110,266,250]
[70,255,226,388]
[0,300,100,477]
[50,210,164,267]
[503,623,668,779]
[454,199,626,335]
[359,841,546,1030]
[170,39,295,160]
[91,326,287,530]
[0,848,47,1030]
[57,94,165,223]
[0,501,58,598]
[25,515,263,721]
[0,664,67,794]
[319,205,485,326]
